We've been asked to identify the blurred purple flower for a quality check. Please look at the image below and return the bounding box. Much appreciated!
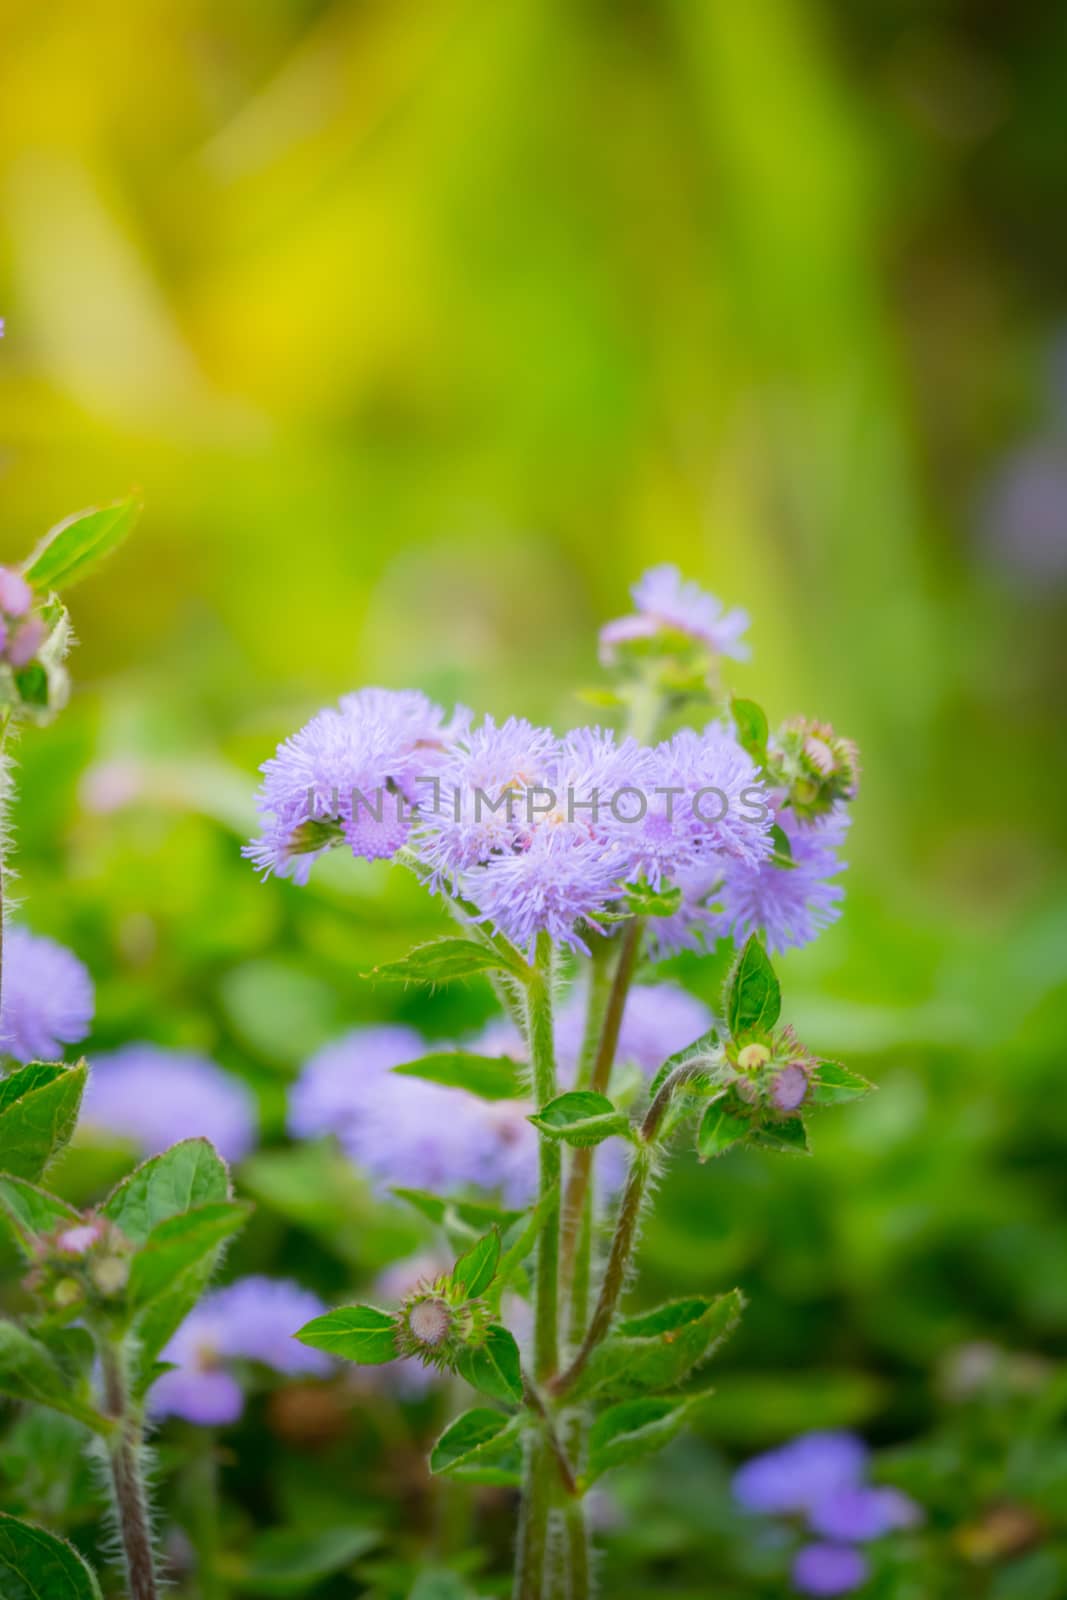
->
[0,927,94,1063]
[554,980,713,1079]
[791,1544,869,1597]
[0,567,32,619]
[599,566,750,665]
[713,804,849,955]
[82,1045,257,1163]
[150,1276,330,1426]
[733,1432,868,1516]
[976,440,1067,586]
[809,1485,921,1543]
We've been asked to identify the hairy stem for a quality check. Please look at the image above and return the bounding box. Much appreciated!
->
[564,1499,591,1600]
[514,1433,553,1600]
[101,1342,159,1600]
[559,918,644,1300]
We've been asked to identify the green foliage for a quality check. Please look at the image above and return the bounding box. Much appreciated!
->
[232,1526,378,1596]
[0,1062,87,1183]
[0,1324,104,1431]
[450,1228,500,1300]
[621,881,684,918]
[570,1290,745,1401]
[586,1393,710,1483]
[297,1305,398,1364]
[392,1052,525,1100]
[126,1200,251,1312]
[24,496,142,593]
[0,1512,102,1600]
[696,1101,751,1160]
[101,1138,230,1246]
[454,1324,523,1404]
[528,1091,631,1147]
[0,1175,79,1254]
[808,1061,874,1105]
[731,698,768,760]
[429,1409,523,1481]
[724,937,781,1038]
[365,938,528,985]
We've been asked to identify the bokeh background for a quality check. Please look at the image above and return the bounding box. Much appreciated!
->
[3,1,1067,1595]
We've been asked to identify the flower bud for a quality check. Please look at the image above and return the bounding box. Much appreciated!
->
[0,567,32,619]
[736,1043,771,1073]
[90,1255,130,1297]
[770,1064,809,1113]
[53,1277,84,1309]
[56,1219,105,1257]
[407,1296,452,1349]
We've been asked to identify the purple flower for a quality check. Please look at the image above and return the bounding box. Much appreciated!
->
[245,688,464,882]
[290,1026,513,1196]
[599,566,750,665]
[469,827,628,956]
[150,1276,330,1426]
[712,804,849,955]
[809,1486,921,1543]
[733,1432,868,1516]
[81,1046,257,1164]
[791,1544,868,1597]
[976,440,1067,587]
[0,567,32,618]
[0,927,94,1063]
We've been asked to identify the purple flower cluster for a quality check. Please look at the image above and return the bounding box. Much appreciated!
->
[150,1276,331,1426]
[245,688,467,883]
[81,1045,257,1164]
[733,1431,921,1595]
[599,565,750,665]
[0,567,47,668]
[289,1025,541,1205]
[0,926,94,1063]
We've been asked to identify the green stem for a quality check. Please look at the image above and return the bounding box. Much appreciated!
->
[100,1341,159,1600]
[564,1499,591,1600]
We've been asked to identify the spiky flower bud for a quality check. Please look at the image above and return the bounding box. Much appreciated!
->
[90,1255,131,1297]
[394,1274,492,1372]
[407,1295,452,1349]
[770,718,860,822]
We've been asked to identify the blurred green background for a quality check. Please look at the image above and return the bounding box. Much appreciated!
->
[3,0,1067,1594]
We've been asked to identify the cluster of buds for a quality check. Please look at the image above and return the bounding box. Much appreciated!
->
[768,717,860,822]
[726,1025,820,1116]
[0,567,47,670]
[25,1213,133,1313]
[394,1272,493,1372]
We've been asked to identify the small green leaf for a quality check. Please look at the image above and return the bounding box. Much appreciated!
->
[24,495,142,593]
[296,1306,397,1365]
[0,1323,106,1430]
[0,1061,87,1182]
[528,1091,631,1148]
[574,1289,745,1400]
[575,687,628,709]
[102,1138,230,1246]
[0,1512,103,1599]
[14,663,49,708]
[586,1394,704,1482]
[393,1052,525,1101]
[409,1570,474,1600]
[724,936,781,1037]
[751,1117,811,1156]
[451,1229,500,1301]
[0,1175,80,1254]
[622,881,684,918]
[769,824,797,868]
[809,1062,874,1106]
[391,1188,524,1238]
[127,1202,252,1311]
[731,698,769,759]
[647,1026,722,1099]
[365,938,528,985]
[696,1103,751,1160]
[429,1407,521,1478]
[233,1526,378,1596]
[454,1324,523,1404]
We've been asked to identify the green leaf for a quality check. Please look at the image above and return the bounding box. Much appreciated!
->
[731,698,769,759]
[296,1306,397,1365]
[0,1512,102,1599]
[696,1103,751,1160]
[0,1175,79,1254]
[393,1052,525,1101]
[429,1408,521,1478]
[528,1091,630,1148]
[0,1061,87,1182]
[454,1324,523,1404]
[492,1186,558,1302]
[127,1202,252,1311]
[724,936,781,1037]
[102,1138,230,1246]
[622,881,684,918]
[364,938,528,986]
[586,1393,708,1482]
[751,1117,811,1156]
[391,1188,524,1238]
[408,1571,473,1600]
[0,1323,105,1431]
[451,1229,500,1301]
[769,824,797,868]
[233,1526,378,1596]
[647,1026,722,1099]
[14,663,49,709]
[809,1062,874,1106]
[24,495,142,593]
[573,1290,745,1400]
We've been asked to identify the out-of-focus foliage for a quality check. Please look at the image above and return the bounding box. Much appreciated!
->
[2,0,1066,1595]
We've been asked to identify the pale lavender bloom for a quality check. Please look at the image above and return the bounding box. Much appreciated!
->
[0,567,32,618]
[599,565,750,665]
[712,804,849,955]
[290,1026,508,1196]
[791,1545,868,1597]
[733,1432,868,1516]
[0,927,94,1063]
[809,1485,921,1543]
[372,1252,448,1395]
[470,828,628,956]
[554,981,713,1079]
[150,1276,330,1426]
[246,688,464,882]
[976,440,1067,586]
[81,1046,257,1163]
